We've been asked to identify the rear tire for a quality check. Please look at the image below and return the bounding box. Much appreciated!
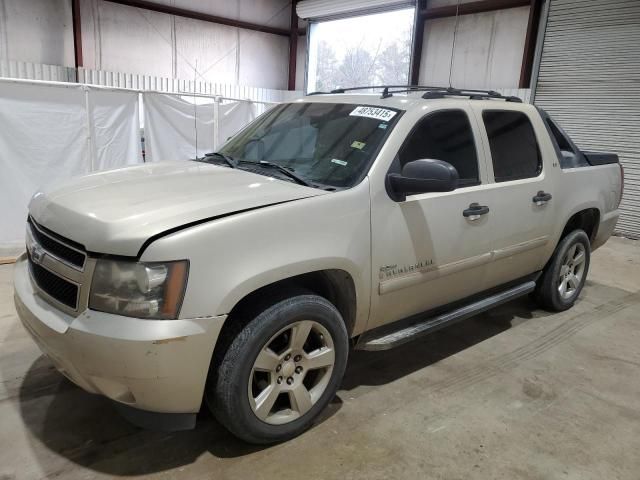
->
[207,292,348,444]
[534,229,591,312]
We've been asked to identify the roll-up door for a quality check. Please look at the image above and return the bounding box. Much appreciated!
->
[297,0,412,20]
[534,0,640,238]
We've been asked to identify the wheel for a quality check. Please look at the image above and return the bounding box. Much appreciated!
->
[208,292,348,444]
[534,229,591,312]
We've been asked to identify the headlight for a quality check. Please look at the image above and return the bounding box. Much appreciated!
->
[89,259,188,319]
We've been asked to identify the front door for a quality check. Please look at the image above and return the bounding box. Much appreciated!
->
[369,106,497,329]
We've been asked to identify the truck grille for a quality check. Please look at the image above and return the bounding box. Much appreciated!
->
[28,253,79,309]
[28,217,86,270]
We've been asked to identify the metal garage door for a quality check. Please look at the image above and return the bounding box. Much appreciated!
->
[533,0,640,238]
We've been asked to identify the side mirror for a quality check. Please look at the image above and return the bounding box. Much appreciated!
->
[388,159,459,201]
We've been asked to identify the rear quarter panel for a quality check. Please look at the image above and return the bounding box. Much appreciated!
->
[551,163,621,250]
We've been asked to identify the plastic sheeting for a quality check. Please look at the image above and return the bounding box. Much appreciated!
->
[0,81,141,249]
[143,92,261,162]
[1,81,271,250]
[143,93,216,163]
[88,89,142,171]
[218,100,262,146]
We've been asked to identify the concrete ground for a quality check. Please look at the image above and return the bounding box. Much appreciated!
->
[1,236,639,480]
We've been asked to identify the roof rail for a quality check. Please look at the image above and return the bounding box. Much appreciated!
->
[418,87,522,103]
[306,85,441,97]
[305,85,522,102]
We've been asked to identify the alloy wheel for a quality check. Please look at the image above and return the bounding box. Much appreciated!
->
[558,242,586,300]
[248,320,335,425]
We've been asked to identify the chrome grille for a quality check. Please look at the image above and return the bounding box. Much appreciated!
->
[28,252,79,309]
[27,217,87,270]
[25,218,94,315]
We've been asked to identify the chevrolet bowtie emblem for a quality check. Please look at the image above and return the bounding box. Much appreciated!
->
[31,242,45,264]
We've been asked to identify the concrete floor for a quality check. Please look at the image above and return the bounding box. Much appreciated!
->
[1,236,639,480]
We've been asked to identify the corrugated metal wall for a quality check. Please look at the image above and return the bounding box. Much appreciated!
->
[77,67,300,103]
[0,59,76,82]
[0,0,292,90]
[534,0,640,238]
[296,0,411,19]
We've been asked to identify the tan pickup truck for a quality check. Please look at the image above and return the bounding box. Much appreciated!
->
[14,86,623,443]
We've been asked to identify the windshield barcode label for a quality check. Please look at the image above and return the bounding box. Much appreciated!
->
[350,106,397,122]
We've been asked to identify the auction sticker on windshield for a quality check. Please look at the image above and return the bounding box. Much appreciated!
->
[350,106,397,122]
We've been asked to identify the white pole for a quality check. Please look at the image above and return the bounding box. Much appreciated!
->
[83,85,96,172]
[213,95,221,150]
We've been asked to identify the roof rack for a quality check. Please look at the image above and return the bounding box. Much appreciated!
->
[307,85,417,97]
[305,85,522,103]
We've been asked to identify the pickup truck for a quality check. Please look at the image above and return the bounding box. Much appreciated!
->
[14,87,623,444]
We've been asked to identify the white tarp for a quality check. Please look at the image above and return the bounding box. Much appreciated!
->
[143,92,260,162]
[0,81,141,249]
[218,101,261,146]
[1,81,269,251]
[0,82,88,249]
[88,89,142,171]
[143,93,216,163]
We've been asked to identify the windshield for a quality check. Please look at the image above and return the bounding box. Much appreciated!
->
[216,102,400,189]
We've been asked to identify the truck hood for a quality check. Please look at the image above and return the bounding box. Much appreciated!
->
[29,161,326,257]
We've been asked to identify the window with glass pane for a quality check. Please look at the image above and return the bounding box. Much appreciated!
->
[306,8,414,93]
[399,110,480,187]
[483,111,542,182]
[219,102,400,188]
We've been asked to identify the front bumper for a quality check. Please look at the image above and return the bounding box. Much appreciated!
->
[14,254,226,418]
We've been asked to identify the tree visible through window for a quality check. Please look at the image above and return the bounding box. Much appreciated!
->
[307,9,414,93]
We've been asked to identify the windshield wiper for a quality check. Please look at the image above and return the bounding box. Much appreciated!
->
[203,152,237,168]
[241,160,315,188]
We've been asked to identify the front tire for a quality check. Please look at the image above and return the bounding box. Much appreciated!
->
[208,292,348,444]
[534,229,591,312]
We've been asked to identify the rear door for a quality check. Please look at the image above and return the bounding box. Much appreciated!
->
[468,104,558,289]
[368,102,559,331]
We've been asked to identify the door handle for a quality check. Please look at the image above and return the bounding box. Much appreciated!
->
[533,190,552,205]
[463,202,490,221]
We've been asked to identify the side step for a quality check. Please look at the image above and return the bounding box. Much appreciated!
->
[357,281,536,351]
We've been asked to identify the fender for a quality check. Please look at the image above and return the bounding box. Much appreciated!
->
[216,257,369,335]
[140,182,373,328]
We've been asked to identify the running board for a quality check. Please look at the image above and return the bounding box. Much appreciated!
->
[357,281,536,351]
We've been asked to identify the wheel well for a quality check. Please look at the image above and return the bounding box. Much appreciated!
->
[561,208,600,244]
[224,269,357,336]
[204,269,357,409]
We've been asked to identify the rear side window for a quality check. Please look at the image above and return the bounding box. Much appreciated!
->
[399,110,479,187]
[483,111,541,182]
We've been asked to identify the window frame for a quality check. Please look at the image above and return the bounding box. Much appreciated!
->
[480,109,543,183]
[305,7,415,94]
[390,108,483,194]
[536,108,589,169]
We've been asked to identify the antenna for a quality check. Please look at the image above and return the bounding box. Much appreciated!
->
[448,0,461,88]
[193,60,199,159]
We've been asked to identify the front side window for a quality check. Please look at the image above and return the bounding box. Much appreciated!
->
[483,111,541,182]
[215,102,400,189]
[398,110,480,187]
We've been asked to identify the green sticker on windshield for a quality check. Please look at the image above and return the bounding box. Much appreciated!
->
[331,158,348,166]
[351,141,365,150]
